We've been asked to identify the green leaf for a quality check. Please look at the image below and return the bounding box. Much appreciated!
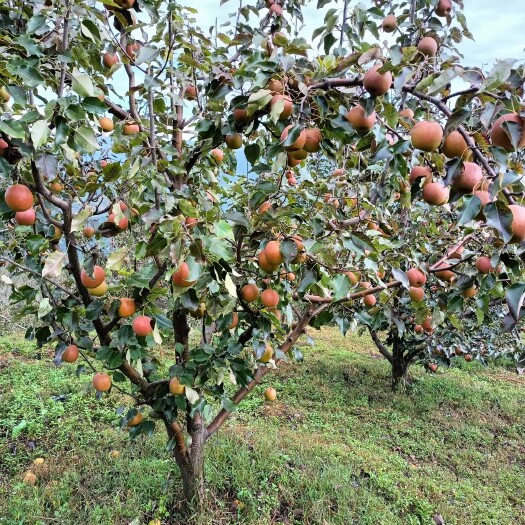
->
[38,297,52,319]
[444,108,470,134]
[224,274,238,298]
[484,201,513,244]
[244,143,261,164]
[457,195,481,226]
[501,120,523,151]
[333,274,350,301]
[154,314,173,330]
[152,324,162,345]
[323,32,337,55]
[215,220,235,240]
[42,251,66,279]
[80,20,101,43]
[342,233,374,256]
[480,59,515,92]
[135,46,160,65]
[223,211,250,228]
[414,72,437,93]
[427,68,459,95]
[506,283,525,322]
[8,63,44,87]
[335,316,351,336]
[247,89,272,112]
[96,346,121,363]
[382,102,398,129]
[107,247,129,271]
[391,268,409,288]
[74,126,99,153]
[30,119,49,148]
[72,70,95,98]
[185,386,199,404]
[6,85,28,107]
[281,239,298,264]
[71,206,93,232]
[16,35,43,57]
[298,268,317,294]
[26,15,47,34]
[34,153,58,179]
[0,119,26,139]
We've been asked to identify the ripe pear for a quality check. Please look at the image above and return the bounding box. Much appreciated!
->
[436,0,452,17]
[491,113,525,152]
[509,205,525,243]
[442,131,469,158]
[363,64,392,97]
[411,121,443,151]
[422,182,449,205]
[381,15,397,33]
[451,162,483,192]
[417,36,438,58]
[346,106,376,133]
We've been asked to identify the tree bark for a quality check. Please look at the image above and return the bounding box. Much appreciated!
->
[174,414,205,512]
[173,309,190,362]
[161,412,206,514]
[391,336,410,392]
[182,417,206,510]
[391,358,410,391]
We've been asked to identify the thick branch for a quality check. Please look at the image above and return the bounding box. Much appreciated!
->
[31,161,69,211]
[159,412,189,465]
[309,75,361,91]
[368,329,393,364]
[205,305,316,440]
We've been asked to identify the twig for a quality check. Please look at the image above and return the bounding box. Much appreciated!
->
[58,0,70,97]
[0,255,76,298]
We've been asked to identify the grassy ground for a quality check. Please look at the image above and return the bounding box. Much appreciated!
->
[1,328,524,525]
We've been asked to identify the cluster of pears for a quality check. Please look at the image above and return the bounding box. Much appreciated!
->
[406,251,502,335]
[5,183,37,226]
[4,183,62,240]
[407,118,525,241]
[219,78,323,169]
[381,0,452,61]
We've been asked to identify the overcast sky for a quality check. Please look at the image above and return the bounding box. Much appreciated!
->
[458,0,523,67]
[106,1,523,117]
[190,0,524,69]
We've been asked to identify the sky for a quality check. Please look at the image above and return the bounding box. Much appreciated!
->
[457,0,524,67]
[107,1,524,101]
[187,0,524,69]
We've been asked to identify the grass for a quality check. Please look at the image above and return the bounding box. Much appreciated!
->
[1,328,524,524]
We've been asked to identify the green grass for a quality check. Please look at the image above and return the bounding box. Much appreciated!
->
[1,329,524,524]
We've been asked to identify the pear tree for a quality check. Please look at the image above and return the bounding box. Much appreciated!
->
[1,0,525,513]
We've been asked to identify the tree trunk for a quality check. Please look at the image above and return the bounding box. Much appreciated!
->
[391,335,410,392]
[178,451,205,512]
[391,358,410,391]
[173,309,190,363]
[170,414,206,514]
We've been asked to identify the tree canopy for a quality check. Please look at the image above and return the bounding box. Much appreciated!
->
[1,0,524,510]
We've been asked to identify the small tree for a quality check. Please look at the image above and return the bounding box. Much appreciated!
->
[1,0,525,513]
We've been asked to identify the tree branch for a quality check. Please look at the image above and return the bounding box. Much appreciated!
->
[31,161,69,211]
[368,328,393,364]
[0,255,76,298]
[58,0,70,97]
[205,305,316,440]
